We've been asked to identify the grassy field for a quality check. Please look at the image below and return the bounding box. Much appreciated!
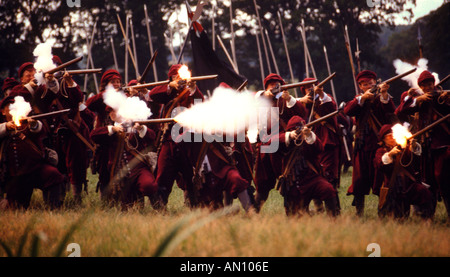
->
[0,168,449,257]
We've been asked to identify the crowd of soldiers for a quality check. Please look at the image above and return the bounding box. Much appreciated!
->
[0,57,449,222]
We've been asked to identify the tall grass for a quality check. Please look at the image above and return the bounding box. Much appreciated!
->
[0,169,448,257]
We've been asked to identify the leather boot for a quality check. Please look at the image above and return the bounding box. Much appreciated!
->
[354,195,365,217]
[324,197,340,217]
[238,190,253,213]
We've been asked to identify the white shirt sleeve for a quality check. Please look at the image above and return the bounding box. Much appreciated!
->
[356,95,363,106]
[319,94,332,104]
[286,96,297,108]
[138,125,148,138]
[404,95,416,108]
[24,83,35,95]
[107,125,114,136]
[285,131,291,146]
[380,93,392,104]
[381,152,393,165]
[305,131,316,145]
[79,103,87,111]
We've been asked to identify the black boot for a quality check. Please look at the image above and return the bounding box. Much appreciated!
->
[353,195,365,217]
[325,197,340,217]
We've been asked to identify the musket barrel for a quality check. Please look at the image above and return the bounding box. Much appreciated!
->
[368,68,417,94]
[409,113,450,140]
[316,72,336,88]
[125,74,219,91]
[125,80,171,90]
[189,75,219,81]
[134,118,176,125]
[304,109,340,129]
[44,57,83,74]
[280,79,318,90]
[294,108,342,135]
[66,69,102,75]
[23,108,71,121]
[384,68,417,84]
[437,74,450,87]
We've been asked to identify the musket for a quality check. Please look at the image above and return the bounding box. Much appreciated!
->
[305,72,336,123]
[133,118,176,125]
[54,69,102,79]
[437,74,450,87]
[316,72,336,89]
[369,68,417,94]
[20,108,71,123]
[64,69,102,75]
[270,79,318,96]
[124,74,219,91]
[407,113,450,141]
[137,50,158,84]
[44,57,83,75]
[294,102,346,135]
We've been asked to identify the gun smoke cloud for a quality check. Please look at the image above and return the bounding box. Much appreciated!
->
[393,58,440,90]
[173,86,271,138]
[33,39,57,85]
[103,84,152,123]
[9,96,32,126]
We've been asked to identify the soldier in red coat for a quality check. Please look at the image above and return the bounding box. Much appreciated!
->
[373,124,434,220]
[344,70,396,217]
[149,64,204,210]
[90,107,157,208]
[0,96,64,209]
[253,73,308,212]
[176,134,253,212]
[50,58,94,205]
[86,69,122,199]
[395,71,450,220]
[11,62,60,115]
[1,77,20,100]
[272,115,339,216]
[298,78,341,213]
[127,79,162,138]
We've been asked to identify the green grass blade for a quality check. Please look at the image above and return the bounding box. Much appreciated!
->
[52,212,90,257]
[152,212,198,257]
[0,240,14,257]
[29,233,42,257]
[153,206,238,257]
[16,217,36,257]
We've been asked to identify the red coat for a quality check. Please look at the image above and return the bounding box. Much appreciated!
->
[90,126,156,174]
[344,94,396,196]
[0,122,46,176]
[395,94,449,149]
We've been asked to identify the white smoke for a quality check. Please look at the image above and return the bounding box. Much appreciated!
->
[103,84,152,123]
[174,87,271,137]
[393,58,440,90]
[33,39,57,85]
[9,96,32,125]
